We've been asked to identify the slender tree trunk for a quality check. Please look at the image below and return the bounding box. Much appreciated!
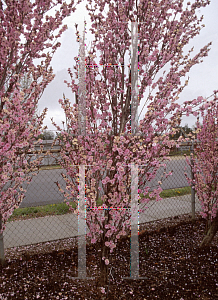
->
[200,211,218,248]
[0,214,6,266]
[96,238,110,287]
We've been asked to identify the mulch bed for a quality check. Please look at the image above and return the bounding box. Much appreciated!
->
[1,212,218,299]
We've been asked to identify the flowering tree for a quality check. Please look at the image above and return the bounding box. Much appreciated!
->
[51,0,212,288]
[184,91,218,248]
[0,0,80,262]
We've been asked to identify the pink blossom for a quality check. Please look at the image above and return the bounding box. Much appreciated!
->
[26,0,215,278]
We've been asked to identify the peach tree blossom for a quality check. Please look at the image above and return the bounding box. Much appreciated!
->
[184,91,218,248]
[51,0,212,287]
[0,0,80,240]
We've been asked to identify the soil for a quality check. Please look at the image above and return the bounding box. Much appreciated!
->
[1,212,218,300]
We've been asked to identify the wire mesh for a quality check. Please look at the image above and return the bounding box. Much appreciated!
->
[2,146,202,250]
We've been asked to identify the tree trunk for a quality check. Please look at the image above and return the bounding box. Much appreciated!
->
[0,214,6,266]
[200,211,218,248]
[96,239,110,287]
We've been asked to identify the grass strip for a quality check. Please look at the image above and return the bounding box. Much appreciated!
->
[7,186,192,222]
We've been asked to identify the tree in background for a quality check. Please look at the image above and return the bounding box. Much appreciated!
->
[169,123,194,140]
[51,0,212,288]
[184,91,218,248]
[0,0,80,265]
[37,130,55,140]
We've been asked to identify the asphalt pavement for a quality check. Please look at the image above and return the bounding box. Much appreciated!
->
[13,156,191,208]
[3,193,202,249]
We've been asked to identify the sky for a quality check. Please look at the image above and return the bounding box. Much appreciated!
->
[36,0,218,135]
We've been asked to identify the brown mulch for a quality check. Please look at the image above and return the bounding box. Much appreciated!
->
[1,212,218,299]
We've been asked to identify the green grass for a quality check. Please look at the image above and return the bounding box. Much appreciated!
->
[7,186,192,222]
[8,202,76,222]
[151,186,191,198]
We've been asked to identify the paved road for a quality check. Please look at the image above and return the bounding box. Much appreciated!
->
[3,156,192,208]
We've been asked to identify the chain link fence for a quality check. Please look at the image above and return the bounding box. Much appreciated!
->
[1,144,203,253]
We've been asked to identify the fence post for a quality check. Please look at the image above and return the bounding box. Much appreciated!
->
[77,20,86,137]
[122,163,148,280]
[0,214,5,266]
[190,141,195,220]
[77,165,88,278]
[122,22,147,281]
[130,21,139,136]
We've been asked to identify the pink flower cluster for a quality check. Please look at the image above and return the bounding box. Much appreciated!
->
[0,0,80,233]
[184,94,218,223]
